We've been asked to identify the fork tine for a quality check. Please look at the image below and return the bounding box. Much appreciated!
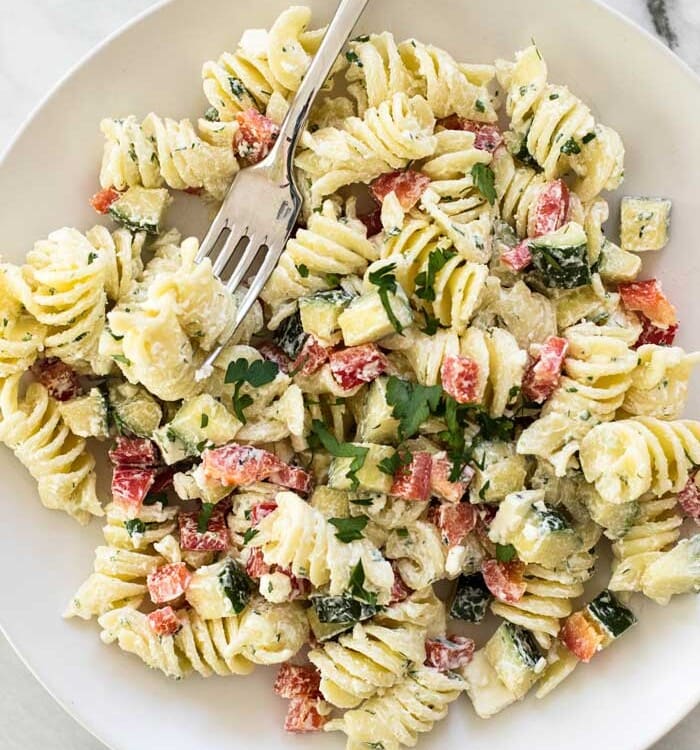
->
[196,207,233,263]
[224,234,264,289]
[211,226,248,276]
[230,238,286,310]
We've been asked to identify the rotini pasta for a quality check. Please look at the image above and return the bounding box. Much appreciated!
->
[385,521,446,589]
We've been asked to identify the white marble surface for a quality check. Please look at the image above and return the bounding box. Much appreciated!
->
[0,1,699,749]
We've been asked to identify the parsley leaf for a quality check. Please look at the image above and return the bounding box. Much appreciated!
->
[311,420,368,490]
[419,309,442,336]
[582,132,597,145]
[386,377,442,439]
[143,492,168,507]
[242,527,259,546]
[471,163,497,205]
[348,560,377,605]
[218,559,252,614]
[496,543,517,562]
[415,247,457,302]
[200,413,209,428]
[350,498,374,506]
[124,519,145,537]
[197,502,215,533]
[561,137,581,155]
[329,516,368,542]
[225,358,279,423]
[296,263,310,278]
[368,263,405,334]
[378,449,412,476]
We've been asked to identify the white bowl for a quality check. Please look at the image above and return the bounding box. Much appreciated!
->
[1,1,699,749]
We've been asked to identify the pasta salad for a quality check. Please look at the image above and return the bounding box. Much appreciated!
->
[1,5,699,748]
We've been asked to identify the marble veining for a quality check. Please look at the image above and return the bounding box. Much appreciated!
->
[0,2,699,750]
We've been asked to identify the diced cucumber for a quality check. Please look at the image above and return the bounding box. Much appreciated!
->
[504,129,539,169]
[153,394,240,465]
[450,572,492,622]
[58,388,109,438]
[529,222,591,289]
[464,649,518,718]
[581,487,639,540]
[311,594,379,624]
[338,288,413,346]
[585,589,637,641]
[328,443,395,493]
[620,196,672,252]
[356,376,399,444]
[108,186,172,235]
[307,604,354,642]
[274,311,308,359]
[597,239,642,283]
[641,535,700,605]
[108,380,162,438]
[310,486,350,518]
[484,622,543,699]
[299,289,353,345]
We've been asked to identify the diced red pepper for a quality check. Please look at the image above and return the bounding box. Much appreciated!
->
[269,464,314,494]
[370,169,431,211]
[178,509,230,551]
[424,636,475,671]
[202,444,284,486]
[501,240,533,272]
[112,466,156,514]
[438,116,503,152]
[429,502,477,547]
[635,314,678,347]
[530,180,570,238]
[283,697,328,733]
[233,108,279,164]
[249,501,279,526]
[440,354,481,405]
[619,279,678,328]
[329,344,388,390]
[146,606,181,637]
[358,207,383,237]
[430,452,474,503]
[245,547,272,578]
[290,337,329,376]
[560,611,603,663]
[281,567,312,600]
[678,474,700,524]
[108,436,160,467]
[274,663,322,699]
[481,559,527,603]
[31,358,82,401]
[390,451,432,502]
[522,335,569,404]
[90,186,121,214]
[258,342,292,373]
[147,562,192,604]
[389,561,412,603]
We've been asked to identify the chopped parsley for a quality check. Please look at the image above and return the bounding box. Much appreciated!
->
[197,502,215,533]
[87,251,98,265]
[367,263,405,334]
[242,527,260,546]
[378,449,412,476]
[112,354,132,367]
[475,99,486,113]
[471,163,497,205]
[218,559,252,614]
[225,358,279,423]
[311,420,368,490]
[386,376,442,440]
[415,247,457,302]
[200,413,209,428]
[348,560,377,605]
[561,137,581,155]
[124,519,146,537]
[496,543,517,563]
[582,131,597,144]
[329,516,368,543]
[296,263,310,278]
[345,50,363,67]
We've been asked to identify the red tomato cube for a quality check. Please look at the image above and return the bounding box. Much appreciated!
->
[233,108,279,164]
[429,502,477,547]
[430,452,474,503]
[290,337,329,376]
[283,698,328,733]
[390,451,432,502]
[146,606,181,637]
[202,444,284,486]
[329,344,388,390]
[31,358,82,401]
[678,474,700,523]
[619,279,678,328]
[90,186,121,214]
[635,314,678,347]
[389,562,412,603]
[269,464,313,494]
[147,562,192,604]
[178,509,230,551]
[425,636,475,671]
[440,354,481,405]
[530,180,570,238]
[112,466,156,514]
[249,501,279,526]
[500,240,533,272]
[108,436,160,467]
[481,559,527,603]
[274,663,322,699]
[370,169,431,210]
[522,335,569,404]
[560,611,603,663]
[438,116,503,152]
[245,547,272,579]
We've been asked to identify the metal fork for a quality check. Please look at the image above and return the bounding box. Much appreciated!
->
[195,0,369,373]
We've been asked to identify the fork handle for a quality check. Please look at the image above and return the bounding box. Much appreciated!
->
[268,0,369,171]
